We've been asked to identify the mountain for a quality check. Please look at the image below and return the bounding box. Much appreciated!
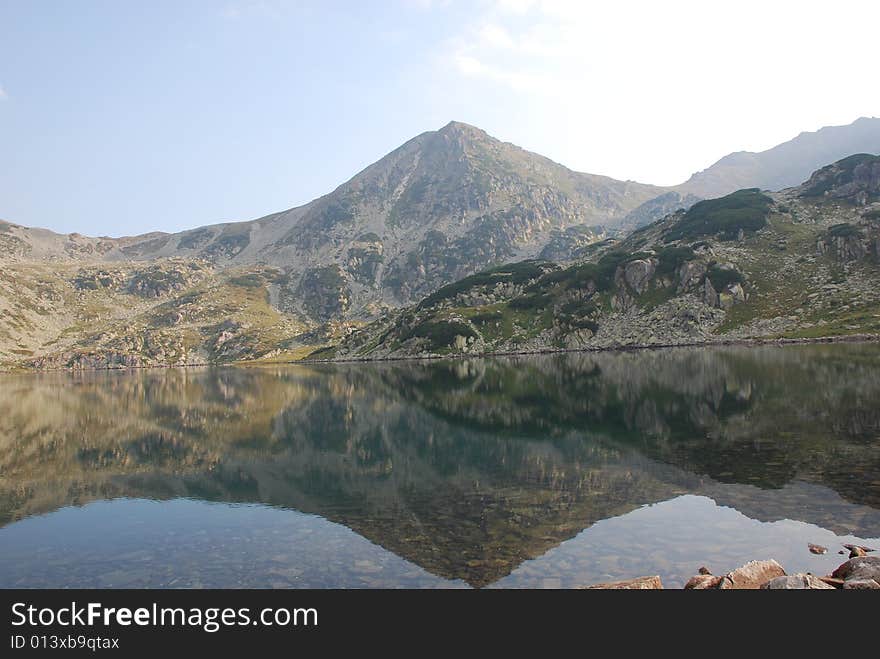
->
[0,121,665,368]
[2,121,662,313]
[615,117,880,233]
[2,120,880,370]
[677,116,880,199]
[323,154,880,361]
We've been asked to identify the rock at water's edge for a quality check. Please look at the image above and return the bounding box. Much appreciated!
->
[582,576,663,590]
[720,559,786,589]
[760,575,835,590]
[831,556,880,583]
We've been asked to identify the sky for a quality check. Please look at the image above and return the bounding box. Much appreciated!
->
[1,0,878,237]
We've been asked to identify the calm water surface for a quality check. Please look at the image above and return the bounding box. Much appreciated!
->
[1,344,879,588]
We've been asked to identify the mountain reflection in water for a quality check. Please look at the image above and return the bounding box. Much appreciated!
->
[1,344,879,588]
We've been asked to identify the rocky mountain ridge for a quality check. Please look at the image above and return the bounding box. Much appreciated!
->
[677,116,880,199]
[321,154,880,361]
[2,120,880,370]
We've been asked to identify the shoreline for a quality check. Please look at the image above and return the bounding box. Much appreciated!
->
[3,332,879,374]
[301,332,880,366]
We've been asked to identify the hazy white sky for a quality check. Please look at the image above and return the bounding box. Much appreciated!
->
[440,0,880,183]
[1,0,878,235]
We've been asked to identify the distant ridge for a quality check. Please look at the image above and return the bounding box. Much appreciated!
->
[677,116,880,198]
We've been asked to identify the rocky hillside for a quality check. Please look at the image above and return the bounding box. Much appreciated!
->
[1,121,662,318]
[322,154,880,361]
[0,122,667,369]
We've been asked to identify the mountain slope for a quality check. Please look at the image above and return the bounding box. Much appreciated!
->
[322,154,880,361]
[120,121,665,314]
[677,116,880,199]
[0,121,664,368]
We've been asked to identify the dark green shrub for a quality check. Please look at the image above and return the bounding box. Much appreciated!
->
[228,274,264,288]
[418,260,551,309]
[655,246,695,277]
[402,321,477,349]
[826,223,864,238]
[470,311,503,325]
[706,264,743,291]
[664,189,771,242]
[509,292,553,309]
[560,299,598,316]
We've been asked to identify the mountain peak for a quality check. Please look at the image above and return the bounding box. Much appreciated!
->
[437,120,483,134]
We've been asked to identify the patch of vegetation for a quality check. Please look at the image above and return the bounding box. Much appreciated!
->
[470,310,504,325]
[533,250,641,293]
[706,264,744,291]
[664,189,771,242]
[560,298,598,316]
[418,260,551,309]
[508,292,553,309]
[655,246,696,277]
[401,320,478,350]
[307,345,338,359]
[228,273,264,288]
[825,223,865,239]
[636,283,676,311]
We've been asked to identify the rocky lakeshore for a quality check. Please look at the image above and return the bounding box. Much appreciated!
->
[584,545,879,590]
[304,332,880,365]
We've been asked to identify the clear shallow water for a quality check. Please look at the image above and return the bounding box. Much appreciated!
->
[1,344,879,588]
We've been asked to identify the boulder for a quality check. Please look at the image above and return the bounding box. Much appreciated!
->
[760,574,835,590]
[684,575,724,589]
[703,278,719,307]
[562,328,595,349]
[831,556,880,583]
[842,579,880,589]
[721,559,786,589]
[677,261,707,292]
[623,259,656,295]
[715,282,747,310]
[582,575,663,589]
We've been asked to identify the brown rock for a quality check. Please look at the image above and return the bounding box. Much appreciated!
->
[808,543,827,555]
[684,575,724,589]
[843,543,874,558]
[818,577,845,588]
[724,559,786,589]
[698,566,712,575]
[582,575,663,589]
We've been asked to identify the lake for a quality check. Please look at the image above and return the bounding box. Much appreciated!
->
[1,344,879,588]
